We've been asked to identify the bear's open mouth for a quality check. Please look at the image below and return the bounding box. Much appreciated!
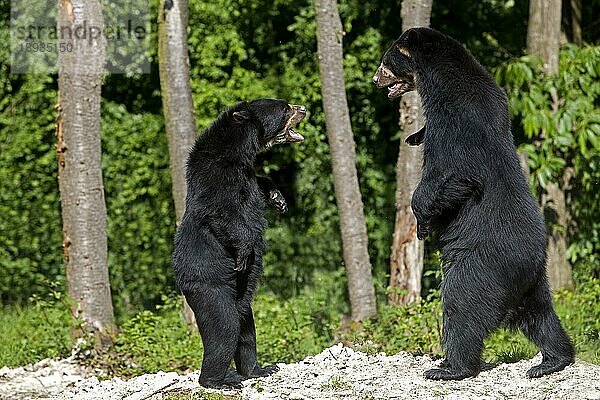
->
[286,127,304,142]
[285,105,306,142]
[266,105,306,148]
[386,79,414,99]
[373,64,415,99]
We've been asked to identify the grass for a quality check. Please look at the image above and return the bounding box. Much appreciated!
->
[161,389,240,400]
[0,278,598,374]
[0,301,72,366]
[319,375,353,391]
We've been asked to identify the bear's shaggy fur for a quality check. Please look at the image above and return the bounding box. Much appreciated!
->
[374,28,574,380]
[172,99,305,388]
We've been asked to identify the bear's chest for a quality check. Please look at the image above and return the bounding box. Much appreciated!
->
[241,181,267,225]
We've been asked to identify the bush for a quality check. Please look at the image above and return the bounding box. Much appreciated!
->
[495,45,600,276]
[111,298,204,375]
[339,294,443,357]
[0,75,63,304]
[0,288,72,367]
[101,102,177,317]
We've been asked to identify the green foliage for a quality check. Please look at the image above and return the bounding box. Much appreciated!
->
[431,0,529,66]
[255,271,345,363]
[187,0,276,128]
[495,45,600,273]
[0,73,176,314]
[0,288,73,367]
[0,74,63,303]
[101,102,177,316]
[111,297,204,375]
[554,278,600,362]
[319,375,352,391]
[341,293,443,357]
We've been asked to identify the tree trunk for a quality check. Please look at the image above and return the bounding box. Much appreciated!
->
[570,0,582,45]
[517,151,530,180]
[543,182,574,291]
[527,0,562,74]
[158,0,197,325]
[518,154,572,292]
[314,0,376,321]
[56,0,114,343]
[527,0,573,292]
[388,0,432,305]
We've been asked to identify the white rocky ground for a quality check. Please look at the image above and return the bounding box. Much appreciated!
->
[1,344,599,400]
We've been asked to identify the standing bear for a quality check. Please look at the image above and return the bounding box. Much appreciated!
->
[172,99,305,388]
[373,28,574,380]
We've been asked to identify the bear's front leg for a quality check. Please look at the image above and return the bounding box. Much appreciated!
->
[416,217,431,240]
[411,182,433,240]
[257,176,288,214]
[267,189,288,214]
[207,216,259,273]
[234,248,255,272]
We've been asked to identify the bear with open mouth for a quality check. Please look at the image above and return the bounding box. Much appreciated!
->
[373,27,574,381]
[172,99,305,388]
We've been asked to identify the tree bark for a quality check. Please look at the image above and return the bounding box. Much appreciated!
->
[527,0,562,74]
[570,0,582,45]
[314,0,377,321]
[517,151,530,182]
[56,0,114,342]
[527,0,573,292]
[543,182,574,291]
[388,0,432,305]
[158,0,197,325]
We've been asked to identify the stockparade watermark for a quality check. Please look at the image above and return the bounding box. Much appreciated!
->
[11,0,152,74]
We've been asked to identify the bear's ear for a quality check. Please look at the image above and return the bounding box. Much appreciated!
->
[405,28,422,47]
[406,28,434,55]
[233,110,251,122]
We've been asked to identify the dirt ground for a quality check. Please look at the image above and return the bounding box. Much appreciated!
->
[1,344,599,400]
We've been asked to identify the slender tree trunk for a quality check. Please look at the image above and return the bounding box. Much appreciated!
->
[527,0,562,74]
[56,0,114,343]
[314,0,376,321]
[158,0,197,325]
[518,151,530,181]
[527,0,573,291]
[570,0,582,45]
[388,0,432,305]
[543,182,574,291]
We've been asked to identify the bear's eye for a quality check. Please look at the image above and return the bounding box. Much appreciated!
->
[397,45,410,58]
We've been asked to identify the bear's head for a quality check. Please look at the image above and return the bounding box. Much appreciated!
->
[372,27,440,99]
[232,99,306,150]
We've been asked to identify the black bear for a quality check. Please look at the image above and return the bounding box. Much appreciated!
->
[373,28,574,380]
[172,99,306,388]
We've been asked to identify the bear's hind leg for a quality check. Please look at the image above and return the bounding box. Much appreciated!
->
[234,305,279,379]
[518,279,574,378]
[425,307,485,380]
[425,266,498,381]
[186,286,242,389]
